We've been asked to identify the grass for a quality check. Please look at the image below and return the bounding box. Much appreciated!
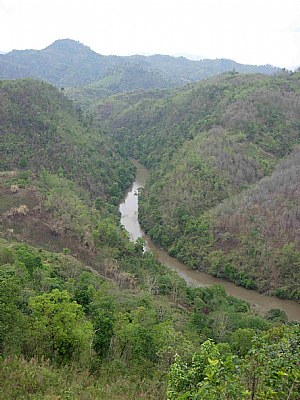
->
[0,357,165,400]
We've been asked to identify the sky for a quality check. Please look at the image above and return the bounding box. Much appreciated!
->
[1,0,299,68]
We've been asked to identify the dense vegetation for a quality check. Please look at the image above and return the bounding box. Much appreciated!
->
[0,69,299,398]
[95,71,300,299]
[0,79,134,203]
[0,39,279,95]
[1,164,295,398]
[1,234,298,399]
[168,325,300,399]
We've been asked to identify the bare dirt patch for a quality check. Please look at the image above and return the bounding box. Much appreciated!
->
[0,184,102,269]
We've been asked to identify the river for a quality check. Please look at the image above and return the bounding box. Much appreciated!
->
[119,160,300,321]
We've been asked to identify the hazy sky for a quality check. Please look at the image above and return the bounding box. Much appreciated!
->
[1,0,299,67]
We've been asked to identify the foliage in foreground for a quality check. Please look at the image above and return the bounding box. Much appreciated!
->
[0,238,293,399]
[168,326,300,399]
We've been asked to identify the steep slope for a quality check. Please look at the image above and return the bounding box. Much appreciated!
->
[0,78,137,267]
[0,69,298,400]
[206,147,300,297]
[96,71,300,298]
[0,72,298,400]
[66,63,176,107]
[0,39,280,93]
[95,72,300,165]
[0,39,107,86]
[67,55,280,107]
[159,147,300,299]
[0,79,134,201]
[1,234,289,399]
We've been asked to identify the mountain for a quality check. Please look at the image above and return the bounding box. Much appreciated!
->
[0,39,280,95]
[95,71,300,299]
[173,53,206,60]
[128,54,279,81]
[1,77,295,400]
[0,79,134,201]
[0,39,108,86]
[65,63,177,107]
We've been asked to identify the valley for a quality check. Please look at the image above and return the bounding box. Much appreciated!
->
[0,39,299,399]
[120,160,300,321]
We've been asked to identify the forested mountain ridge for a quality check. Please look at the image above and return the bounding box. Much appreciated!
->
[95,71,300,299]
[130,53,279,81]
[0,38,280,95]
[0,73,299,399]
[66,54,281,107]
[0,39,107,86]
[0,79,134,201]
[0,78,137,263]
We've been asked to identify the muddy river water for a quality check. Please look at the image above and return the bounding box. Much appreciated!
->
[119,160,300,321]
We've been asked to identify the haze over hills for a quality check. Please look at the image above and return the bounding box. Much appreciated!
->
[0,39,280,94]
[172,53,206,61]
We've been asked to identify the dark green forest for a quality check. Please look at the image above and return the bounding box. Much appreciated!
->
[0,46,299,399]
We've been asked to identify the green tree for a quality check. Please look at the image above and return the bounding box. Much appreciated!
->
[0,269,25,356]
[243,326,300,399]
[168,339,247,399]
[28,289,92,364]
[168,326,300,399]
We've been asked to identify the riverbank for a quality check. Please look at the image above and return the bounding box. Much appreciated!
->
[119,160,300,321]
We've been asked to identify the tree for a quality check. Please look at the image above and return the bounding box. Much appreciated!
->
[168,326,300,399]
[0,268,25,356]
[243,326,300,399]
[28,289,92,364]
[168,339,247,399]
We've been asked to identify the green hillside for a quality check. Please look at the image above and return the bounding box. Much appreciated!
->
[130,54,279,81]
[0,39,107,86]
[66,64,176,108]
[96,72,300,164]
[95,71,300,299]
[1,79,296,398]
[0,79,134,202]
[0,69,299,398]
[1,236,298,399]
[0,39,280,94]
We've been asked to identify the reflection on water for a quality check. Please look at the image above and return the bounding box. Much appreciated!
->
[119,160,300,321]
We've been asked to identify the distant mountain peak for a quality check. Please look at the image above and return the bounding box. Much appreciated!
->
[173,53,205,61]
[0,38,281,89]
[44,38,96,54]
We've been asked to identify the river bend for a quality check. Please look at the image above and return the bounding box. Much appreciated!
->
[119,160,300,321]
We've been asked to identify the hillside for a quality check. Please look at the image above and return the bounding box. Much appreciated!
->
[0,39,280,96]
[1,236,298,399]
[0,72,299,399]
[130,54,278,81]
[95,71,300,299]
[1,78,295,399]
[66,63,176,108]
[0,79,134,202]
[0,39,107,86]
[95,72,300,165]
[0,78,138,270]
